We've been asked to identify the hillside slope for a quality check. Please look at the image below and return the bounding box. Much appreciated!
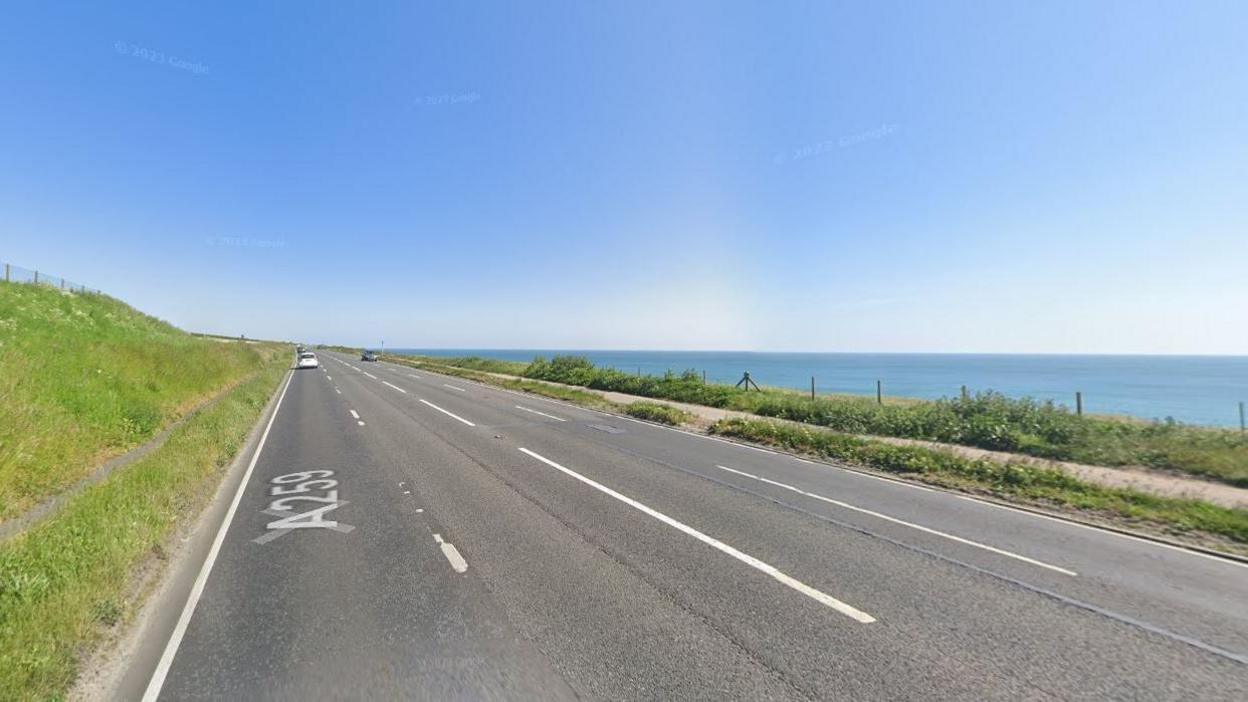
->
[0,281,280,520]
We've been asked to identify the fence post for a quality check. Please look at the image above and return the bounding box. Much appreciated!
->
[811,376,815,400]
[33,270,38,284]
[1076,392,1083,416]
[702,370,706,384]
[961,385,968,401]
[1240,401,1245,434]
[4,263,8,282]
[876,380,883,405]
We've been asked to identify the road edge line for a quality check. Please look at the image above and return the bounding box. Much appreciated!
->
[139,368,295,701]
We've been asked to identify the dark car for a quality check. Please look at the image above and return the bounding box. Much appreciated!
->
[361,350,378,362]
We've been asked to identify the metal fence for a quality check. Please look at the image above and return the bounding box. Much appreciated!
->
[2,261,101,295]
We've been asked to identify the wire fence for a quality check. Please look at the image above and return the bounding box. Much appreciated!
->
[2,260,101,295]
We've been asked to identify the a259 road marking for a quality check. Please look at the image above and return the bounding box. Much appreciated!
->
[253,470,355,544]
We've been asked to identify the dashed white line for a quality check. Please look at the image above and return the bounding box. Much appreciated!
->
[418,399,476,427]
[443,384,466,392]
[363,371,377,379]
[382,381,408,394]
[716,465,1076,576]
[432,533,469,573]
[335,387,341,394]
[349,410,360,419]
[514,405,566,422]
[517,448,875,623]
[326,375,332,381]
[408,374,421,379]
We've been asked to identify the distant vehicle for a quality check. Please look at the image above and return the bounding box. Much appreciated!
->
[297,351,319,369]
[361,350,378,362]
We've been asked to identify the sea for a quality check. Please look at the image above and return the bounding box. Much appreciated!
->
[389,350,1248,429]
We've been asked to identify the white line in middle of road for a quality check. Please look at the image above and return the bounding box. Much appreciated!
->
[382,381,408,394]
[363,371,377,379]
[443,384,466,392]
[433,533,469,573]
[517,447,875,623]
[715,465,1077,576]
[349,410,360,419]
[419,399,476,426]
[515,405,566,421]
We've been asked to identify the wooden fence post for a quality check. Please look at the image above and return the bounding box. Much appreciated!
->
[876,380,883,405]
[810,376,815,400]
[1076,392,1083,417]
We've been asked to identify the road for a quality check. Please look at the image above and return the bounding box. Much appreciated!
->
[136,350,1248,700]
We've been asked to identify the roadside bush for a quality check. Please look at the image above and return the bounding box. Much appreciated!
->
[624,402,692,426]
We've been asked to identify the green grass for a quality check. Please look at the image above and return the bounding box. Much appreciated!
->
[0,357,287,700]
[518,355,1248,487]
[0,281,284,520]
[710,417,1248,546]
[624,402,694,425]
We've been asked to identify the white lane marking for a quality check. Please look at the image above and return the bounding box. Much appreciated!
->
[408,374,421,379]
[326,375,332,381]
[382,381,408,394]
[431,533,469,572]
[142,370,294,701]
[349,410,360,419]
[418,399,476,427]
[514,405,566,422]
[363,371,377,379]
[351,365,361,371]
[441,543,468,572]
[358,421,366,426]
[335,387,341,394]
[716,465,1077,576]
[517,448,875,622]
[443,384,466,392]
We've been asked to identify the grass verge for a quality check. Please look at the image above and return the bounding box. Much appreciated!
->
[516,355,1248,488]
[0,359,287,700]
[625,402,694,426]
[0,281,284,520]
[710,417,1248,548]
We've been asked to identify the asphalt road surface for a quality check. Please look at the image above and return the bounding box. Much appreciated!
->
[137,351,1248,700]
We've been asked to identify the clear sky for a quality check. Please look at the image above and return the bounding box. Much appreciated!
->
[2,1,1245,354]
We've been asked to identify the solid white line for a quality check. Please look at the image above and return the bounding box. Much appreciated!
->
[142,370,294,701]
[443,384,466,392]
[715,465,1077,576]
[419,399,476,427]
[363,371,377,379]
[517,448,875,622]
[515,405,566,422]
[382,381,408,394]
[349,409,360,419]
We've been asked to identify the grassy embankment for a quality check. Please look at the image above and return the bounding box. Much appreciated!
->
[0,281,287,699]
[386,353,1248,549]
[0,281,282,520]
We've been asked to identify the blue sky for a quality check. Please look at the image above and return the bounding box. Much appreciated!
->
[2,1,1245,353]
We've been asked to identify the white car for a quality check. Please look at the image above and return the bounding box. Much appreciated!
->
[297,351,319,369]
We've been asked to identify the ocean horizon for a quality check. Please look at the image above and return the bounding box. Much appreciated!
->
[387,349,1248,428]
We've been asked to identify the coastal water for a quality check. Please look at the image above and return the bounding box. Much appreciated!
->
[390,350,1248,428]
